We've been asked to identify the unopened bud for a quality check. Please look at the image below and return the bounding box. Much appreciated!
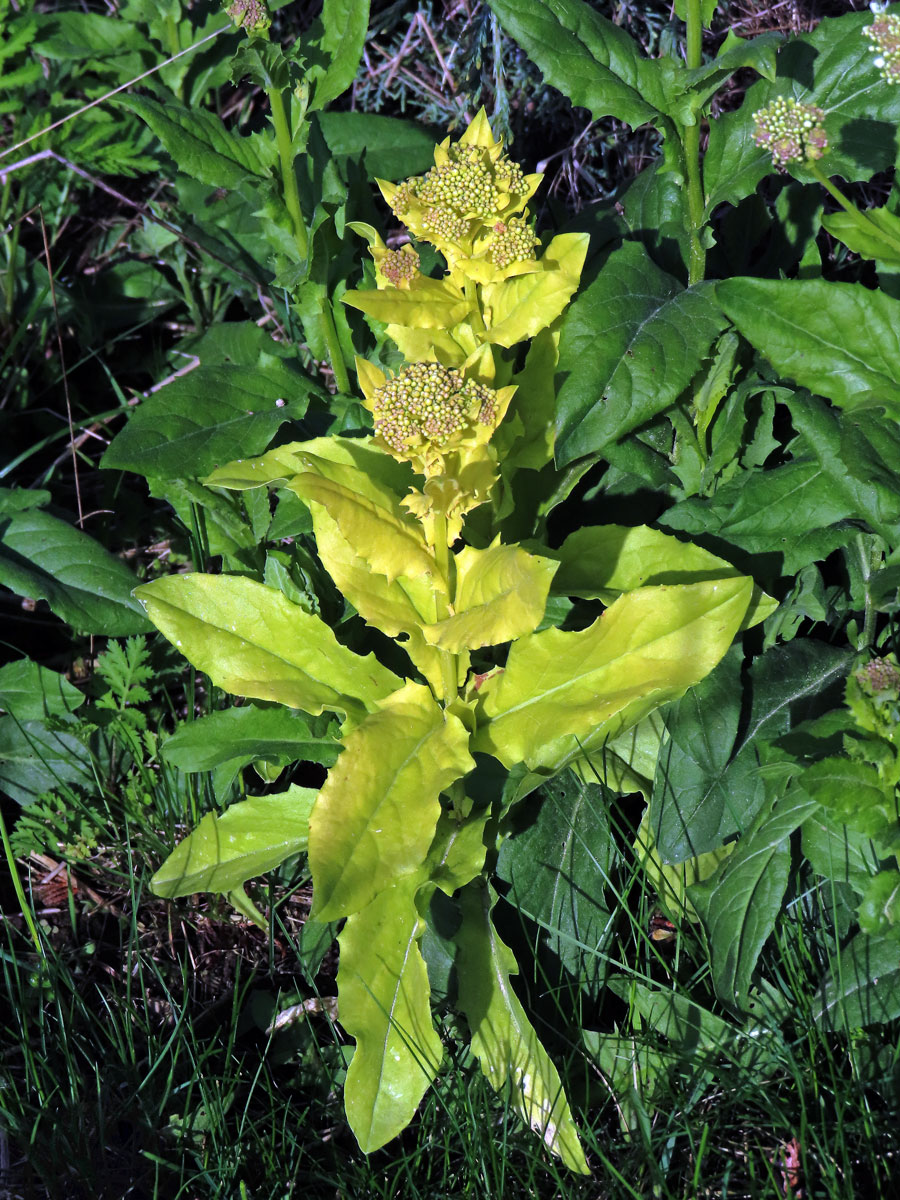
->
[752,97,828,169]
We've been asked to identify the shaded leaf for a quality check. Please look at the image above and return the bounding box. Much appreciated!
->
[0,719,94,806]
[162,705,340,772]
[813,930,900,1029]
[455,880,590,1173]
[0,660,85,721]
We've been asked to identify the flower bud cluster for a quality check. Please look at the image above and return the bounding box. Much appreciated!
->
[489,218,540,269]
[864,6,900,84]
[226,0,270,35]
[381,246,419,287]
[752,97,828,169]
[857,656,900,697]
[372,362,497,458]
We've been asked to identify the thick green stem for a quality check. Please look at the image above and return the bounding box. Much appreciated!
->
[682,0,707,285]
[431,513,460,706]
[267,85,308,262]
[464,277,486,333]
[319,300,351,394]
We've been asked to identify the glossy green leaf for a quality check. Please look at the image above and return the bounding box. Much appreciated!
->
[308,0,370,109]
[0,506,150,635]
[475,577,753,772]
[813,930,900,1029]
[338,874,443,1152]
[162,705,340,773]
[150,786,317,898]
[421,542,558,652]
[315,111,438,179]
[717,278,900,415]
[482,233,589,348]
[496,770,614,979]
[487,0,669,129]
[0,718,94,807]
[660,458,858,577]
[118,95,273,189]
[689,791,818,1009]
[426,811,490,896]
[0,660,85,721]
[555,242,727,466]
[33,10,154,59]
[310,682,475,921]
[704,10,900,213]
[653,641,851,862]
[135,573,401,720]
[455,881,590,1174]
[102,360,315,480]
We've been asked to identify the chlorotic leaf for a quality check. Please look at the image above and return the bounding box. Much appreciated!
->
[338,873,443,1152]
[135,574,401,720]
[150,786,317,897]
[455,880,590,1174]
[474,577,753,771]
[421,542,558,652]
[310,682,475,921]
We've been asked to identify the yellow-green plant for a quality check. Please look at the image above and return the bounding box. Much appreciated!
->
[138,112,773,1171]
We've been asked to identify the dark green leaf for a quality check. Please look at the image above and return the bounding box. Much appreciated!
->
[659,458,857,578]
[310,0,370,111]
[689,791,818,1009]
[118,95,272,189]
[555,241,727,466]
[315,111,437,180]
[813,930,900,1029]
[0,660,85,721]
[0,508,150,635]
[0,718,94,806]
[33,11,154,59]
[487,0,671,129]
[102,360,317,480]
[496,770,613,978]
[162,705,340,773]
[717,278,900,415]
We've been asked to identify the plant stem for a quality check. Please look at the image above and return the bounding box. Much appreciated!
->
[267,85,308,262]
[683,0,707,285]
[319,301,351,394]
[431,513,460,705]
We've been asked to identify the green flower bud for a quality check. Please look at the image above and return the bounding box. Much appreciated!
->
[372,362,497,458]
[865,4,900,83]
[381,246,420,287]
[225,0,271,35]
[489,218,539,268]
[857,656,900,697]
[752,97,828,169]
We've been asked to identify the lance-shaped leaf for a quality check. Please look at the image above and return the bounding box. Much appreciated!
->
[813,929,900,1030]
[341,275,471,329]
[338,874,443,1152]
[151,786,317,898]
[455,881,590,1174]
[548,526,776,628]
[688,791,818,1010]
[487,0,669,129]
[310,682,475,921]
[420,542,558,653]
[311,504,449,692]
[717,277,900,415]
[135,574,401,720]
[474,577,753,771]
[482,233,589,349]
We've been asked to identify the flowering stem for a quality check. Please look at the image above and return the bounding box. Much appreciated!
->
[431,512,460,706]
[319,302,351,395]
[267,84,309,262]
[682,0,707,285]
